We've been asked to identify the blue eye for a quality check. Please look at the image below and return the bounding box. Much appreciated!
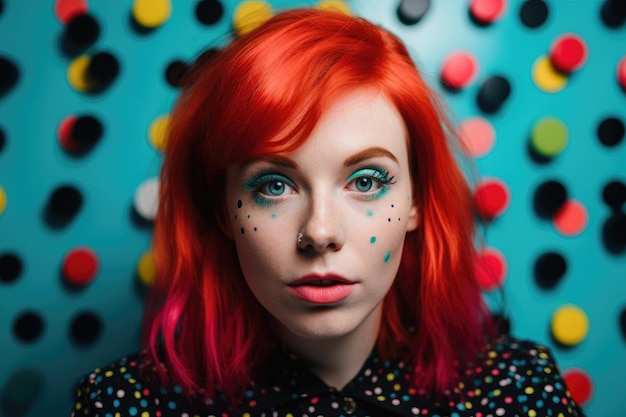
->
[347,167,395,199]
[263,180,286,196]
[355,177,374,192]
[244,171,295,206]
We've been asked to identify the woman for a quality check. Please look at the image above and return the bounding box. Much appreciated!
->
[72,8,584,416]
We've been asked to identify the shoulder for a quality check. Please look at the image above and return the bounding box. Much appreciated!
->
[70,350,204,416]
[458,335,585,416]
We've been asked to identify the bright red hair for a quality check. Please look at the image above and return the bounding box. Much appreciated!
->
[145,8,493,403]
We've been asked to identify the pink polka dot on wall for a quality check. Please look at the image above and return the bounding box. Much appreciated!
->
[474,247,507,291]
[617,56,626,91]
[553,199,588,236]
[54,0,89,24]
[473,178,510,220]
[563,368,594,407]
[550,33,588,73]
[441,51,479,91]
[459,117,495,157]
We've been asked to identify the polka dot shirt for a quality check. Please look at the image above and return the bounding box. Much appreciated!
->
[71,336,585,416]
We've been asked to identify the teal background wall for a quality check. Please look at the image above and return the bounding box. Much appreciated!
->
[0,1,624,416]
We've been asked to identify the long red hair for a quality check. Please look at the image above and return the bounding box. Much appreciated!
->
[145,8,493,402]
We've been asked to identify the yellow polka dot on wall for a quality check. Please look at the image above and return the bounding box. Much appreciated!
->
[132,0,172,28]
[532,56,568,93]
[67,55,96,92]
[137,250,156,287]
[317,0,351,15]
[551,304,589,346]
[0,185,7,215]
[233,1,274,36]
[149,114,170,152]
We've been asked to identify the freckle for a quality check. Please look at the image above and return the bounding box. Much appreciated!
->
[240,227,245,234]
[367,210,374,217]
[370,236,376,244]
[384,251,391,263]
[237,200,242,208]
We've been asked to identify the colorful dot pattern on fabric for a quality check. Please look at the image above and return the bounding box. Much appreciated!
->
[71,337,584,416]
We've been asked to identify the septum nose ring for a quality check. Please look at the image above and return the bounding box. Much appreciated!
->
[297,232,304,249]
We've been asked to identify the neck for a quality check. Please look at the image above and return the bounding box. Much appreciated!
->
[276,305,382,390]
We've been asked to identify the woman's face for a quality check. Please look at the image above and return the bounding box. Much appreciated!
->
[225,89,418,343]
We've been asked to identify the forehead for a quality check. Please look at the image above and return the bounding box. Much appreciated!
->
[286,90,409,163]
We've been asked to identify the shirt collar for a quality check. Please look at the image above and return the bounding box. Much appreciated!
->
[247,346,434,415]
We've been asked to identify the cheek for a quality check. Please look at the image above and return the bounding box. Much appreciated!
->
[363,200,412,264]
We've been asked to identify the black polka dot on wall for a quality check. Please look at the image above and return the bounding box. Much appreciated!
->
[519,0,549,28]
[13,311,44,344]
[620,307,626,341]
[397,0,430,26]
[602,180,626,209]
[70,311,103,346]
[0,126,5,153]
[0,252,23,284]
[534,251,567,289]
[72,115,104,149]
[44,184,83,228]
[62,13,101,56]
[600,0,626,28]
[533,180,568,219]
[477,75,511,114]
[195,0,224,25]
[87,51,121,91]
[165,59,188,88]
[602,212,626,254]
[597,116,625,147]
[0,55,19,96]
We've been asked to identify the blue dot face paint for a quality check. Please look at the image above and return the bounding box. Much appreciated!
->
[384,251,391,263]
[370,236,377,244]
[367,210,374,217]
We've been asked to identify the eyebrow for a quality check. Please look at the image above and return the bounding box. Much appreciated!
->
[344,147,399,167]
[243,154,299,170]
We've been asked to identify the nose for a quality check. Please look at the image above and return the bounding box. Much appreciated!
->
[298,195,345,253]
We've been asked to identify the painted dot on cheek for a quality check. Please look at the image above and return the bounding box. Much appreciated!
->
[247,214,251,219]
[254,227,257,231]
[367,210,374,217]
[370,236,377,244]
[384,251,391,263]
[240,227,245,234]
[271,214,276,219]
[237,200,242,208]
[388,218,391,222]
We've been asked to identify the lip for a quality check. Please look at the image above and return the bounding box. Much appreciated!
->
[287,274,356,304]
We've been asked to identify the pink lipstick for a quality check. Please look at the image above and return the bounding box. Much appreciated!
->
[287,274,355,304]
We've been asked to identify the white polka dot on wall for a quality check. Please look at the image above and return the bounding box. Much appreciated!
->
[134,178,160,221]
